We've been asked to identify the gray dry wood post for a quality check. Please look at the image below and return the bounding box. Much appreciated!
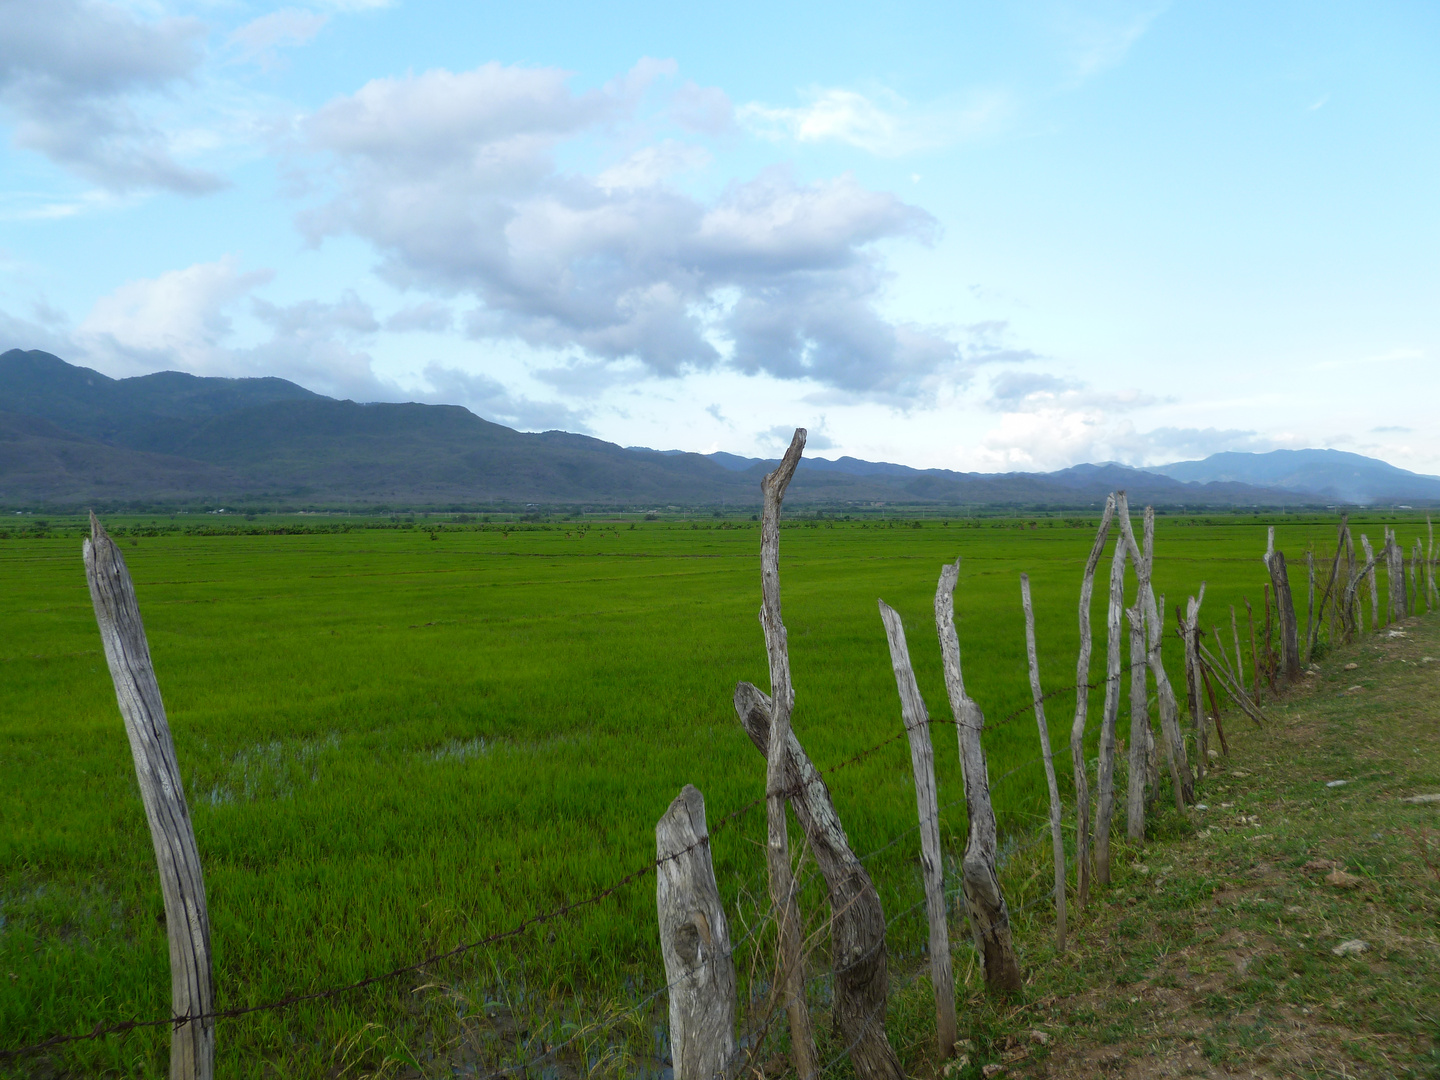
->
[1115,506,1193,808]
[83,513,214,1080]
[1070,494,1116,908]
[1386,528,1405,621]
[935,560,1023,993]
[755,428,818,1080]
[1359,534,1380,630]
[1184,592,1208,768]
[733,686,904,1080]
[1093,494,1131,886]
[1311,518,1346,656]
[1124,603,1148,840]
[1243,596,1260,703]
[1265,548,1301,682]
[1413,540,1423,614]
[656,785,737,1080]
[1305,552,1315,663]
[1020,574,1068,952]
[1230,606,1244,696]
[878,601,958,1057]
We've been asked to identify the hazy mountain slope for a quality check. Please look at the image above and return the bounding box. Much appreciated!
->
[1147,449,1440,503]
[0,349,1341,509]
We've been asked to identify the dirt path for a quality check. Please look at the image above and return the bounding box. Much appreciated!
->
[947,610,1440,1079]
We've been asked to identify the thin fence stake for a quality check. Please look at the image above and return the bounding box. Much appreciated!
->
[83,514,214,1080]
[935,559,1022,994]
[1094,494,1131,885]
[1070,494,1115,910]
[878,600,957,1056]
[1020,574,1067,953]
[755,429,817,1080]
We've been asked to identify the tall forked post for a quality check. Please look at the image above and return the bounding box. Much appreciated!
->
[935,560,1022,993]
[756,428,817,1079]
[1070,493,1116,908]
[1020,574,1068,952]
[83,513,214,1080]
[1093,493,1131,885]
[878,601,957,1057]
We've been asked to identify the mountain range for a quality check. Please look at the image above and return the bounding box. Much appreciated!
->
[3,349,1437,510]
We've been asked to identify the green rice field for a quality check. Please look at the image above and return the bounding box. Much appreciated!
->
[1,509,1432,1077]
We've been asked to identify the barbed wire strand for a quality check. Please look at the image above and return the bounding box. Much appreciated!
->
[0,666,1134,1064]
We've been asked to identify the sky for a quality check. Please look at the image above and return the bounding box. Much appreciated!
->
[0,0,1436,474]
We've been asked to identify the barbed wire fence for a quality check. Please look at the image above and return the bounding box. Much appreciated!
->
[1,670,1106,1072]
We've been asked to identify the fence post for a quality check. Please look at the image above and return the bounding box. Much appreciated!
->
[1070,494,1115,909]
[877,601,957,1056]
[732,685,904,1080]
[1359,534,1380,630]
[1094,494,1131,885]
[935,560,1023,994]
[755,429,817,1080]
[657,785,737,1080]
[1124,604,1148,840]
[83,514,214,1080]
[1115,507,1193,807]
[1020,575,1067,952]
[1305,552,1315,662]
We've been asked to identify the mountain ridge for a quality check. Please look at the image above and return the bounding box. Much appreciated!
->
[2,349,1433,509]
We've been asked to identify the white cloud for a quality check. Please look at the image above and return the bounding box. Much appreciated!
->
[1055,2,1167,82]
[296,62,963,400]
[229,9,330,69]
[0,0,222,193]
[419,363,590,431]
[738,87,1010,156]
[385,301,453,333]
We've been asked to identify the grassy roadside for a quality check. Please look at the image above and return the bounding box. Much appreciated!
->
[895,608,1440,1079]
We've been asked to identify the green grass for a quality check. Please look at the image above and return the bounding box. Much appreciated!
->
[1,510,1434,1077]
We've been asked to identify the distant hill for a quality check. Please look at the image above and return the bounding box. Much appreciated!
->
[0,348,1422,510]
[1144,449,1440,505]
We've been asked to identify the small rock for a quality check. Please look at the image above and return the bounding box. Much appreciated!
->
[1332,939,1369,956]
[1387,630,1408,638]
[1325,868,1362,889]
[1028,1029,1050,1046]
[1344,662,1359,670]
[1402,793,1440,804]
[1422,656,1435,664]
[1326,779,1348,788]
[1302,858,1338,872]
[1195,803,1209,810]
[1231,770,1250,778]
[982,1065,1005,1078]
[1208,748,1220,759]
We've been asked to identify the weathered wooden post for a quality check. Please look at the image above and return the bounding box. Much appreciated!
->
[878,601,957,1056]
[755,429,817,1079]
[1094,495,1130,885]
[935,560,1022,993]
[657,786,737,1080]
[733,686,903,1080]
[1020,574,1067,952]
[83,514,214,1080]
[1412,540,1423,614]
[1359,534,1380,630]
[1070,494,1116,909]
[1263,536,1300,681]
[1230,606,1244,693]
[1183,591,1208,778]
[1243,596,1260,702]
[1124,603,1148,839]
[1385,528,1406,622]
[1115,506,1193,806]
[1305,552,1315,661]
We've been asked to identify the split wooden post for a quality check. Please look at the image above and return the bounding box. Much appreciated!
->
[656,786,737,1080]
[1264,540,1301,682]
[1360,534,1380,630]
[935,560,1023,994]
[733,686,904,1080]
[1305,552,1315,663]
[1124,603,1148,839]
[83,513,214,1080]
[756,429,817,1080]
[1020,574,1067,951]
[1093,494,1131,886]
[1183,592,1208,776]
[878,601,957,1057]
[1386,528,1406,621]
[1115,506,1193,808]
[1070,494,1116,908]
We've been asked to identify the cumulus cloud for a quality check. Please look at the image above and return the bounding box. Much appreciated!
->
[0,0,222,193]
[229,9,330,69]
[738,86,1010,156]
[385,301,453,333]
[296,61,963,401]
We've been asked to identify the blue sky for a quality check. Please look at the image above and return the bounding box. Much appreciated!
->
[1,0,1436,472]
